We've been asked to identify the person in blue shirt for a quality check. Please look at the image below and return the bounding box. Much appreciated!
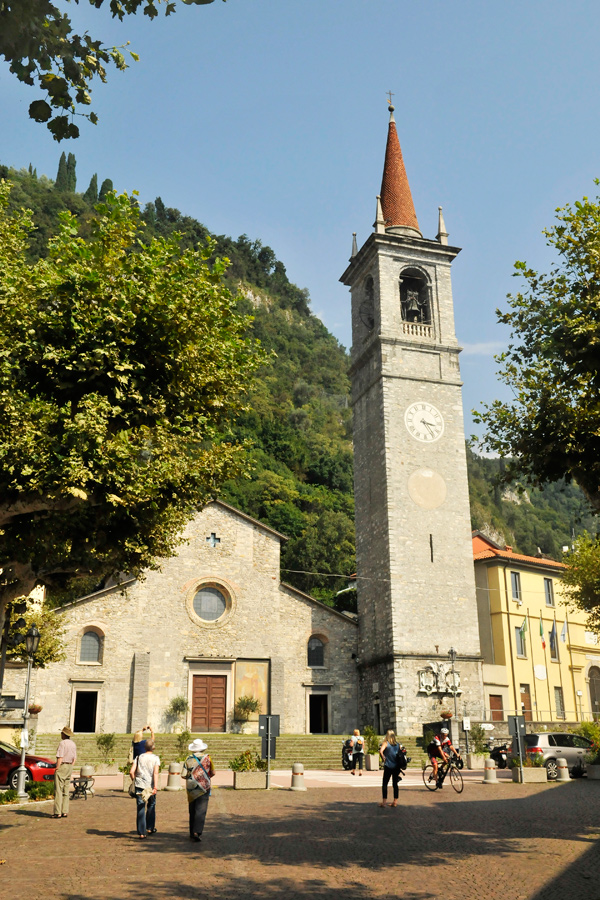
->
[378,729,405,808]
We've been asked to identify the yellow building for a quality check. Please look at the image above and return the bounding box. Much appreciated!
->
[473,532,600,724]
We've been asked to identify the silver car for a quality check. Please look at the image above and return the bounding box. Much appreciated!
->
[512,732,593,779]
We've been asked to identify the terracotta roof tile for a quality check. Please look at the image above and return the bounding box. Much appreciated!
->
[380,117,420,232]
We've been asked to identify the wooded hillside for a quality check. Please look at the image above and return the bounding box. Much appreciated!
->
[1,159,595,610]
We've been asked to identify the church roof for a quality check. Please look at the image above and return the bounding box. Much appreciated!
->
[380,107,421,235]
[472,531,566,571]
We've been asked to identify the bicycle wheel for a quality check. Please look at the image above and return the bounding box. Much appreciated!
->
[448,764,464,794]
[422,764,438,791]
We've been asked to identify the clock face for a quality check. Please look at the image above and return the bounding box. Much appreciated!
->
[359,300,375,331]
[404,402,444,443]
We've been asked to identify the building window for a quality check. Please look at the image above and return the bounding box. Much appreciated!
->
[515,626,527,658]
[544,578,555,606]
[307,636,325,668]
[510,572,522,604]
[193,586,227,622]
[79,630,102,664]
[554,686,565,719]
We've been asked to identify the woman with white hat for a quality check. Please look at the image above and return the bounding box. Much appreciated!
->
[181,738,215,843]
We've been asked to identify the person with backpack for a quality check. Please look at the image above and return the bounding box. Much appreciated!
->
[182,738,215,843]
[349,729,365,775]
[129,738,160,839]
[378,729,407,808]
[427,727,460,785]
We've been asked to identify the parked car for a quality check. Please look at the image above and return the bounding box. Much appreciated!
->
[511,732,594,780]
[0,741,57,790]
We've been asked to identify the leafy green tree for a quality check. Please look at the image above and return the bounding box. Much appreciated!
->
[84,173,99,204]
[55,151,68,191]
[66,152,76,191]
[562,533,600,631]
[474,186,600,515]
[1,0,224,141]
[98,178,114,202]
[0,181,265,639]
[5,601,66,668]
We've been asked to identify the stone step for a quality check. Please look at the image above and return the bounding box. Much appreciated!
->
[34,733,428,770]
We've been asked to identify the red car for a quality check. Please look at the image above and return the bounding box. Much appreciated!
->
[0,740,57,790]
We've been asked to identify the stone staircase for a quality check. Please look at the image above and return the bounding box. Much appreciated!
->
[35,733,428,771]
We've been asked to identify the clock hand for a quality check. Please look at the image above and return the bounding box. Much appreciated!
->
[421,418,435,436]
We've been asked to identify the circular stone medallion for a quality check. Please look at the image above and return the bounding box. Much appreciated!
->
[407,468,447,509]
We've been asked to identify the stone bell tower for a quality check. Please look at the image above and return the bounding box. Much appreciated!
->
[340,105,484,735]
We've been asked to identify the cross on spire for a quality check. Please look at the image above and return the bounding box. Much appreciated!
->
[386,90,395,108]
[206,533,221,548]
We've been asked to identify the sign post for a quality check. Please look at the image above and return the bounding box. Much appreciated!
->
[508,714,526,782]
[462,717,471,756]
[259,714,280,789]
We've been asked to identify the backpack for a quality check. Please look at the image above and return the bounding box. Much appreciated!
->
[396,746,408,771]
[187,754,211,795]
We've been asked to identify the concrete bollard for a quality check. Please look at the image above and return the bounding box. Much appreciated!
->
[556,757,570,782]
[483,758,497,784]
[290,762,307,792]
[165,761,182,791]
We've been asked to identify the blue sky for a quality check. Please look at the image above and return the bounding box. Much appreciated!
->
[2,1,600,437]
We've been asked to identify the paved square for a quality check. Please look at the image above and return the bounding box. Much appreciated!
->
[1,779,599,900]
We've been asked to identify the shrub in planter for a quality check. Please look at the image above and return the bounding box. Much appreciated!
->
[27,782,54,801]
[96,732,116,763]
[0,789,19,804]
[362,726,381,770]
[175,730,193,762]
[229,749,267,773]
[165,696,190,726]
[234,696,261,723]
[28,704,42,715]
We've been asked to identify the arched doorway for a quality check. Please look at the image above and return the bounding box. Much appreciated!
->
[589,666,600,720]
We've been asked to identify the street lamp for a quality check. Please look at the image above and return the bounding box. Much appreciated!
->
[448,647,458,721]
[16,625,41,800]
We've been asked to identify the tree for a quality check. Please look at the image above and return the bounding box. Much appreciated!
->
[98,178,114,202]
[84,173,99,204]
[66,151,76,191]
[474,186,600,514]
[562,533,600,631]
[5,602,66,668]
[0,0,225,141]
[55,151,68,191]
[0,181,266,640]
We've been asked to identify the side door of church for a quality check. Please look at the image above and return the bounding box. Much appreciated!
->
[192,675,227,732]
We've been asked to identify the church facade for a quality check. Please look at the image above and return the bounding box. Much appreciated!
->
[7,501,358,736]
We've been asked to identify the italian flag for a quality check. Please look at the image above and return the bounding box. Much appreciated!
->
[539,613,546,649]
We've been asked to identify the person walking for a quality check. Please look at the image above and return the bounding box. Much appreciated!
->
[130,738,160,839]
[350,729,365,775]
[52,727,77,818]
[182,738,215,843]
[378,729,402,808]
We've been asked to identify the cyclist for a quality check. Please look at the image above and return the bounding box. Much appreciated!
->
[427,727,460,785]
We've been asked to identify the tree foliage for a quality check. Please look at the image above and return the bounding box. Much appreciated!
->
[0,0,224,141]
[475,186,600,514]
[562,533,600,631]
[0,180,265,637]
[5,601,66,667]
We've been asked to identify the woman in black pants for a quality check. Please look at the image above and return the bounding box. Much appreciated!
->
[378,730,401,808]
[182,738,215,842]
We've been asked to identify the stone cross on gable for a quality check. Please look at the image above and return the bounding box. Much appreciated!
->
[206,533,221,548]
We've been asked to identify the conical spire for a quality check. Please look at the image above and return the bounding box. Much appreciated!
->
[379,105,421,237]
[436,206,449,245]
[351,232,358,257]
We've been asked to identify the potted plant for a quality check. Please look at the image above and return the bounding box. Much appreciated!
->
[119,761,132,792]
[440,711,453,720]
[28,703,42,715]
[585,748,600,779]
[363,726,381,771]
[165,695,190,733]
[229,748,268,789]
[234,696,261,734]
[466,723,488,769]
[509,753,548,783]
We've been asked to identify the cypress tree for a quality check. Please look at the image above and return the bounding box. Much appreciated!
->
[66,152,77,192]
[155,196,166,223]
[55,152,68,191]
[98,178,113,201]
[84,173,98,204]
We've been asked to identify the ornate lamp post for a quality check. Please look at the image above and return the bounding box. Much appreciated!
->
[16,625,41,800]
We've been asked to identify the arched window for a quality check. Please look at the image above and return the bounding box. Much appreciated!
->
[307,636,325,668]
[79,630,102,664]
[359,276,375,331]
[399,268,431,324]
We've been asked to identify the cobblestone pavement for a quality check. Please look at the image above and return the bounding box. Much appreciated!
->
[1,779,599,900]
